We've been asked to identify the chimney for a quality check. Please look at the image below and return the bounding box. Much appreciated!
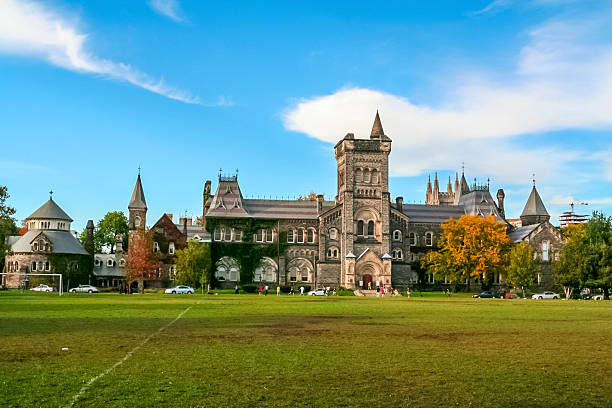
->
[497,189,505,218]
[183,217,188,237]
[396,197,403,212]
[115,235,123,254]
[85,219,95,256]
[316,194,324,214]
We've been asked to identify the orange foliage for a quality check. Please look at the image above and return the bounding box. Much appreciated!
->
[422,215,511,284]
[125,230,162,286]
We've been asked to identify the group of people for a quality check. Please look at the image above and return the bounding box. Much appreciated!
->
[374,286,401,297]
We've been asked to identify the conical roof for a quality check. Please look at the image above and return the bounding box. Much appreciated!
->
[128,174,147,210]
[370,110,385,138]
[521,186,549,217]
[27,198,73,221]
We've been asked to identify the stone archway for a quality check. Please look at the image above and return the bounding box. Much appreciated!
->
[356,261,382,289]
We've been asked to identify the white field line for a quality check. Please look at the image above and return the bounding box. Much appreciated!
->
[66,303,196,408]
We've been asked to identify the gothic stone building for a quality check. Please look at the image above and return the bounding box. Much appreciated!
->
[201,112,563,290]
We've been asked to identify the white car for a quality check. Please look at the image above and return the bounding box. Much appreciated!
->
[532,291,560,299]
[31,284,53,292]
[165,285,194,294]
[308,289,327,296]
[69,284,99,293]
[592,294,605,300]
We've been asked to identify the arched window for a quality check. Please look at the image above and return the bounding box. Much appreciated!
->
[307,229,314,243]
[168,242,175,254]
[287,229,294,243]
[297,228,304,243]
[107,259,114,267]
[33,242,38,251]
[153,242,160,253]
[327,247,339,260]
[31,262,37,271]
[134,216,141,227]
[372,169,378,184]
[542,241,549,261]
[234,229,242,242]
[265,229,273,243]
[214,227,222,241]
[355,169,363,183]
[393,230,402,241]
[367,221,374,236]
[256,229,264,242]
[15,261,18,272]
[364,169,371,183]
[357,220,364,236]
[119,259,125,267]
[409,232,416,246]
[425,232,433,246]
[224,228,231,242]
[395,249,403,260]
[329,228,338,240]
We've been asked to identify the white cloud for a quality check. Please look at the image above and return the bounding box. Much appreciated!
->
[471,0,513,16]
[283,16,612,185]
[149,0,183,22]
[0,0,198,104]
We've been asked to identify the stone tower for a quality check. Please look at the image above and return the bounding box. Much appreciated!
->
[520,183,550,226]
[128,173,147,232]
[85,219,95,256]
[334,111,392,288]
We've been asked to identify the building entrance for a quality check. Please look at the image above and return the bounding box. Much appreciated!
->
[362,274,373,290]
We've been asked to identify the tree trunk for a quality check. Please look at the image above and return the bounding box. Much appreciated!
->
[564,287,572,300]
[604,287,610,301]
[138,279,144,294]
[521,286,525,299]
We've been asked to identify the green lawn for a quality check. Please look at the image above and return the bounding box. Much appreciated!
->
[1,292,611,407]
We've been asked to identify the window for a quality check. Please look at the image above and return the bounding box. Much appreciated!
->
[327,247,339,260]
[31,262,37,271]
[107,259,114,267]
[409,233,416,246]
[153,242,160,253]
[307,229,314,243]
[266,229,273,243]
[14,261,18,272]
[45,261,50,271]
[234,229,242,242]
[393,249,403,260]
[425,232,433,246]
[119,259,125,267]
[169,266,175,279]
[428,273,435,284]
[542,241,549,261]
[329,228,337,240]
[33,242,38,251]
[355,169,363,183]
[224,228,231,242]
[134,216,141,227]
[297,228,304,243]
[256,229,264,243]
[364,169,371,183]
[367,221,374,237]
[169,242,175,255]
[214,227,222,241]
[410,253,415,262]
[357,220,364,236]
[372,170,378,184]
[393,230,402,241]
[287,229,294,243]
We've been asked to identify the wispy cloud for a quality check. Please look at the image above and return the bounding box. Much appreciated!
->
[149,0,183,22]
[471,0,578,15]
[0,0,199,104]
[283,15,612,186]
[471,0,513,16]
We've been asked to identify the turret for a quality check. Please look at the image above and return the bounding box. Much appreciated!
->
[395,196,403,212]
[426,175,432,204]
[520,183,550,226]
[454,173,459,192]
[447,176,452,193]
[370,110,385,139]
[128,172,147,231]
[431,172,440,205]
[496,189,505,219]
[85,219,94,256]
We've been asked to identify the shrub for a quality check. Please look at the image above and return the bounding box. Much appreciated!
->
[240,283,258,293]
[337,288,354,296]
[280,285,292,293]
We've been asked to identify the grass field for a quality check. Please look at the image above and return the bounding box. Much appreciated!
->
[1,292,611,407]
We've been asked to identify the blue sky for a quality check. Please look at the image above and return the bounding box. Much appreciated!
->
[1,0,611,231]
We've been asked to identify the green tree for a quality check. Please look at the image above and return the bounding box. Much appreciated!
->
[554,223,586,299]
[505,242,538,298]
[0,186,19,273]
[583,212,612,299]
[175,242,212,290]
[79,211,128,253]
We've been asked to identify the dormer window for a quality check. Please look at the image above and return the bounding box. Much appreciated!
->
[169,242,175,255]
[107,259,114,267]
[153,242,160,253]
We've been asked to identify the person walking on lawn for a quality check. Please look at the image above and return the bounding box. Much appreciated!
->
[276,286,281,296]
[258,285,262,295]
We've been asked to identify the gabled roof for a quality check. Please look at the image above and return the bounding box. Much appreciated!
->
[508,224,540,242]
[399,204,465,223]
[521,186,549,217]
[8,230,88,255]
[128,174,147,210]
[27,198,73,221]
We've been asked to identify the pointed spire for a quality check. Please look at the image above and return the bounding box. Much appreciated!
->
[447,176,452,193]
[426,174,432,204]
[454,172,459,192]
[521,185,549,217]
[129,174,147,210]
[370,110,385,139]
[460,172,470,194]
[433,172,439,192]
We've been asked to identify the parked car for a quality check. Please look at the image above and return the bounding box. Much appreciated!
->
[308,288,328,296]
[69,285,98,293]
[165,285,194,294]
[531,291,560,299]
[473,291,495,298]
[592,294,604,300]
[31,284,53,292]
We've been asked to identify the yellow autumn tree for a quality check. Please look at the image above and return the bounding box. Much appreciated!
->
[421,215,511,288]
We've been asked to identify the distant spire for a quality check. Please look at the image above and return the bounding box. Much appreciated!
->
[454,172,459,193]
[426,174,432,204]
[128,173,147,210]
[447,176,452,193]
[370,110,385,138]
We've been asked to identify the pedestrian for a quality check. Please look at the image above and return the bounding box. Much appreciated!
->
[276,285,281,296]
[300,286,304,296]
[264,285,268,296]
[235,284,239,295]
[290,287,295,295]
[406,287,411,298]
[332,288,336,296]
[258,285,262,295]
[381,287,385,297]
[376,286,380,297]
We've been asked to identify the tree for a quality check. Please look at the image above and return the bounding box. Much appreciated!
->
[0,186,19,273]
[175,242,212,290]
[583,212,612,299]
[554,223,586,299]
[422,215,511,288]
[297,191,317,201]
[505,242,538,298]
[125,230,162,293]
[96,212,128,253]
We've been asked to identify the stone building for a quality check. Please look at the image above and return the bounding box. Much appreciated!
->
[2,195,93,289]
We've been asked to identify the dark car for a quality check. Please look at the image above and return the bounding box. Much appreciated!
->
[473,291,495,298]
